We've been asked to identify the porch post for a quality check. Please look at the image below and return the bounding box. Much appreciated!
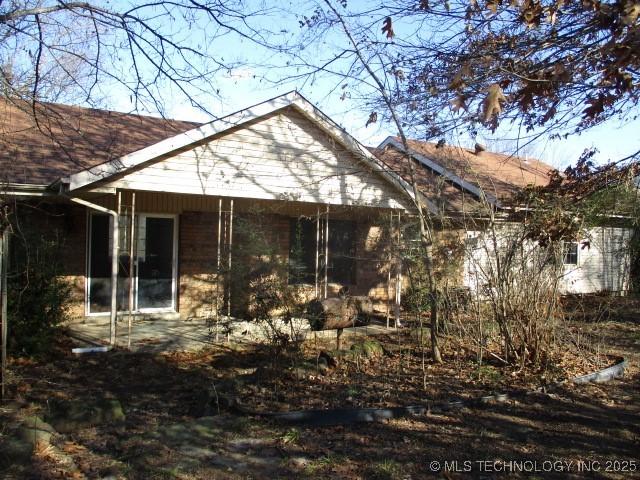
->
[386,210,392,328]
[1,228,9,399]
[394,211,402,328]
[324,204,329,299]
[127,192,136,350]
[227,199,234,337]
[112,192,121,345]
[215,198,222,342]
[315,207,320,298]
[69,197,119,347]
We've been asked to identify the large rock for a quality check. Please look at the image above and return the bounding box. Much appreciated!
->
[45,398,125,433]
[18,416,55,447]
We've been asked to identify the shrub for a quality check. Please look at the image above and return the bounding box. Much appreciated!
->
[8,232,71,356]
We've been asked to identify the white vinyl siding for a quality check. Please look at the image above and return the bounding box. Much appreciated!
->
[559,227,631,294]
[463,226,632,295]
[103,109,408,209]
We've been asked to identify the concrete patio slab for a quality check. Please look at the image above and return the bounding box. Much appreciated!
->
[65,317,395,352]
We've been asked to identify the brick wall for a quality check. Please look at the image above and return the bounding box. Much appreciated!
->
[178,211,219,319]
[12,203,86,319]
[22,201,397,321]
[61,206,87,318]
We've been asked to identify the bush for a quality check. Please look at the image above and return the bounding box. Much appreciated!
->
[8,233,71,356]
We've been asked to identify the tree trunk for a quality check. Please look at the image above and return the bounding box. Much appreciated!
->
[430,301,442,363]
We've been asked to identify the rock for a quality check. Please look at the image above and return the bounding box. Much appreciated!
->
[289,456,311,468]
[45,398,125,433]
[18,416,55,447]
[350,340,384,359]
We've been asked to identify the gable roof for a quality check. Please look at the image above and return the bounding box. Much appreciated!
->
[372,137,555,211]
[0,99,198,185]
[0,93,417,209]
[63,92,416,206]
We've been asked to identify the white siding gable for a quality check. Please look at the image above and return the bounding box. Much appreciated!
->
[102,109,409,209]
[463,225,632,295]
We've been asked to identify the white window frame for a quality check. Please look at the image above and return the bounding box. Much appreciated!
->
[85,212,179,316]
[562,240,579,266]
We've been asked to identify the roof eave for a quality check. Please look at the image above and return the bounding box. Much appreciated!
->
[64,91,419,211]
[377,137,501,209]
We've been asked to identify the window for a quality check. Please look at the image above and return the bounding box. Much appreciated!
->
[563,241,578,265]
[328,220,356,285]
[289,218,316,284]
[288,218,357,285]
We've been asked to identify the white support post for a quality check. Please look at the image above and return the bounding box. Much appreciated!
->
[315,207,320,299]
[324,205,329,299]
[112,192,121,345]
[216,198,222,342]
[226,199,234,343]
[394,212,402,328]
[127,192,136,350]
[386,210,392,329]
[68,196,119,348]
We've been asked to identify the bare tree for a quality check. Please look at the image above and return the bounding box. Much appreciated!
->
[0,1,275,113]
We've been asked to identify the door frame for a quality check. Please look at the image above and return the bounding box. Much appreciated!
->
[85,211,179,316]
[135,213,179,314]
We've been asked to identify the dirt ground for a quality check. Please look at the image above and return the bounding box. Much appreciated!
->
[1,297,639,479]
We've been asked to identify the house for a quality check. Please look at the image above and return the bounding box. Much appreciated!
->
[371,138,633,295]
[0,92,632,345]
[1,92,417,343]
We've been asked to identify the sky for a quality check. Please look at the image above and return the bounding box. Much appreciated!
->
[156,70,640,172]
[103,0,639,172]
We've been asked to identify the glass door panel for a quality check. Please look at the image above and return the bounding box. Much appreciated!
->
[137,216,175,309]
[88,214,111,313]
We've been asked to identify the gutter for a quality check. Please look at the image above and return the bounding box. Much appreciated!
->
[66,196,118,348]
[1,183,53,197]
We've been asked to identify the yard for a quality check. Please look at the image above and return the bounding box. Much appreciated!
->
[1,297,639,479]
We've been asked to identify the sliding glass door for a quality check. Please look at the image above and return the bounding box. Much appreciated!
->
[87,213,176,314]
[136,216,175,309]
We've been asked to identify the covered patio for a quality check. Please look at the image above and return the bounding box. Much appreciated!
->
[65,316,394,353]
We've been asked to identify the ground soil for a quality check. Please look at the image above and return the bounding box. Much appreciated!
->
[1,297,639,479]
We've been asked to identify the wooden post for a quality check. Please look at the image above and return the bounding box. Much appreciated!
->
[111,192,121,346]
[386,211,392,328]
[216,198,222,342]
[227,199,234,342]
[394,212,402,328]
[324,205,329,299]
[315,207,320,298]
[127,192,136,350]
[1,229,9,399]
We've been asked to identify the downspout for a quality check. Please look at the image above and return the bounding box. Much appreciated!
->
[68,196,119,347]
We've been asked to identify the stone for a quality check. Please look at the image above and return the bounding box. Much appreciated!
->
[350,340,384,359]
[18,416,55,447]
[45,398,125,433]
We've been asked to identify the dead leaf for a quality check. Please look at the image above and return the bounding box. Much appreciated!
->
[482,83,507,123]
[486,0,500,14]
[365,111,378,127]
[451,94,468,112]
[622,2,640,25]
[382,17,394,39]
